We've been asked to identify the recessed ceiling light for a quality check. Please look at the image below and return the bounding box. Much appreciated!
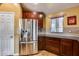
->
[39,14,43,18]
[33,12,37,15]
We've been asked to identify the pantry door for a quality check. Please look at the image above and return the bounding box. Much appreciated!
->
[0,12,14,56]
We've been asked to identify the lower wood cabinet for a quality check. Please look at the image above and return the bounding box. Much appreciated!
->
[38,36,79,56]
[45,37,60,55]
[73,40,79,56]
[60,39,73,56]
[78,42,79,56]
[38,36,46,50]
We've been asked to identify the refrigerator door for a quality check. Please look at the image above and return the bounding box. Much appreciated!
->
[32,19,38,41]
[24,19,38,42]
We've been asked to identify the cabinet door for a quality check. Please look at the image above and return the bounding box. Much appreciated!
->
[38,19,43,29]
[38,37,43,50]
[73,40,79,56]
[38,36,46,50]
[78,42,79,56]
[60,39,73,56]
[46,37,60,55]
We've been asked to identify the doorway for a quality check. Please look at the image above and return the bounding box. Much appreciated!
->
[0,12,15,56]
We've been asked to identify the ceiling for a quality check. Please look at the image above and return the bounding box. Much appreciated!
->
[21,3,79,14]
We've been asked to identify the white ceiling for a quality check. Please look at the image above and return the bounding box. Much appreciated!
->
[22,3,79,14]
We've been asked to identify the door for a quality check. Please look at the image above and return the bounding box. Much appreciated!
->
[0,12,14,56]
[24,19,38,42]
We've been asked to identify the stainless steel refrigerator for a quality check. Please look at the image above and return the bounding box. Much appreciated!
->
[20,19,38,55]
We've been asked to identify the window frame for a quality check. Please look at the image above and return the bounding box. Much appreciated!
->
[50,16,64,33]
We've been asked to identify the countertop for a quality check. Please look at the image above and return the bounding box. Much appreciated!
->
[38,32,79,41]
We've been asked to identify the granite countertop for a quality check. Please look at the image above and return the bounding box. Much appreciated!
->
[38,32,79,41]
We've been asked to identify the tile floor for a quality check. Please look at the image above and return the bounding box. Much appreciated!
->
[33,50,57,56]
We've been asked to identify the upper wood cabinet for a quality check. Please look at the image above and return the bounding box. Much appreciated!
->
[22,12,45,29]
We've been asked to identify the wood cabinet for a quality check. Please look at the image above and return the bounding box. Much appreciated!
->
[73,40,79,56]
[45,37,60,55]
[38,36,46,50]
[60,39,73,56]
[60,39,79,56]
[22,12,45,29]
[38,36,79,56]
[38,19,43,29]
[78,42,79,56]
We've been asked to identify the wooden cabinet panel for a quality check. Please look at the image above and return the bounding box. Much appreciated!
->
[22,12,45,29]
[74,41,79,56]
[78,42,79,56]
[38,19,43,29]
[38,36,46,50]
[60,39,73,56]
[45,37,60,55]
[73,40,79,56]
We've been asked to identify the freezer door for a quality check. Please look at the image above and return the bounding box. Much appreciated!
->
[20,41,38,55]
[25,41,38,55]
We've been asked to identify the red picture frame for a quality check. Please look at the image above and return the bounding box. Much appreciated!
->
[67,16,77,25]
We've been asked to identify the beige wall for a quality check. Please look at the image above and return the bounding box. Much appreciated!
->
[46,6,79,32]
[0,3,22,54]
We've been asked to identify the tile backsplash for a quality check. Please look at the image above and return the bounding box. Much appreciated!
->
[45,27,79,34]
[64,27,79,34]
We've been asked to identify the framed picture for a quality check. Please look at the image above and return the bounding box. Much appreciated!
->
[67,16,77,25]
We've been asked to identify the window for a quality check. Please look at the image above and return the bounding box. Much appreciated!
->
[51,16,64,32]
